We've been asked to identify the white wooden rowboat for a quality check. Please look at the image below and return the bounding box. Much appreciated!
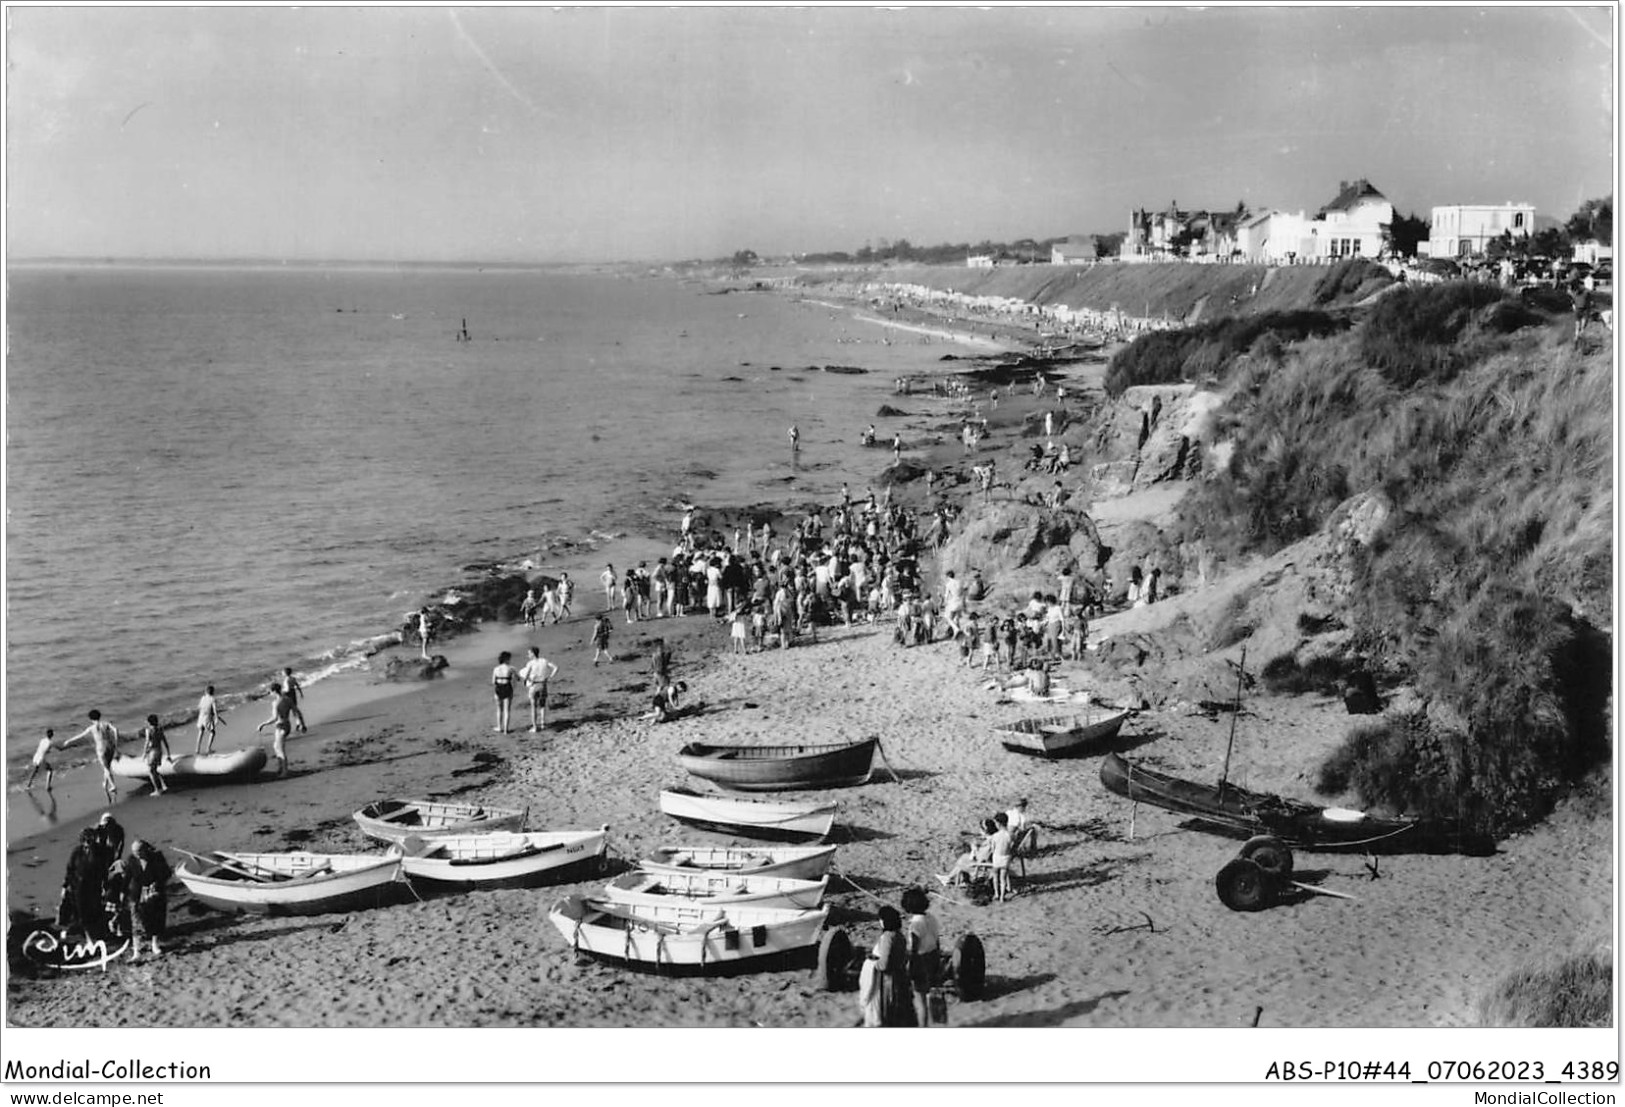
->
[393,827,609,889]
[639,844,837,881]
[176,851,407,916]
[994,710,1129,758]
[657,787,836,841]
[604,868,828,911]
[353,798,526,844]
[547,894,828,972]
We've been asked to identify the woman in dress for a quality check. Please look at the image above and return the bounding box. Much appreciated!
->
[57,827,110,939]
[859,905,915,1027]
[705,558,724,619]
[123,839,173,962]
[940,818,998,886]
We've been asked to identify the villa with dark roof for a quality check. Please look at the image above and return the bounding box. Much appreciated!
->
[1308,178,1393,260]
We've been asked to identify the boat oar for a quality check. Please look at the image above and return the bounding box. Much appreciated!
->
[174,847,280,884]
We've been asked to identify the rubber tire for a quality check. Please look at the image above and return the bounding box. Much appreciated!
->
[1216,858,1275,912]
[1238,835,1294,879]
[952,933,987,1000]
[816,928,853,992]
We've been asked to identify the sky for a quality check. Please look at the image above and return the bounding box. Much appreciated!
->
[5,5,1616,264]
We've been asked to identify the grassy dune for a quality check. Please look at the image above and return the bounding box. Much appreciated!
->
[1174,282,1611,832]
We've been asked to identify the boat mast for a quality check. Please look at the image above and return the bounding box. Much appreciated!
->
[1218,646,1247,793]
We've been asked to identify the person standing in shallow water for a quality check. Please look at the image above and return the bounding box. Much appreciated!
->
[195,685,225,755]
[25,728,56,791]
[63,710,121,805]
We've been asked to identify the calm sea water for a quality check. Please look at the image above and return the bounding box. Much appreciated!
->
[5,264,944,774]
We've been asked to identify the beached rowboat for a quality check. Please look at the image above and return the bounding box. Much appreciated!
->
[393,827,609,889]
[547,894,828,973]
[605,869,829,911]
[176,851,407,915]
[1098,752,1495,855]
[658,787,836,841]
[677,736,877,791]
[640,844,837,882]
[995,710,1129,758]
[353,798,526,844]
[111,747,268,783]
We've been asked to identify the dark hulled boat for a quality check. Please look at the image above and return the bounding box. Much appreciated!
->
[1098,752,1495,855]
[677,736,878,792]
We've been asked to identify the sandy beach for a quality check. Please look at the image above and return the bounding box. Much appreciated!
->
[5,283,1610,1049]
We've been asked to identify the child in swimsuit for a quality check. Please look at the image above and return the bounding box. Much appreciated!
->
[25,729,55,791]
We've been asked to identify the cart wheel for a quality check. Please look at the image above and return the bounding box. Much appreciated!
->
[1216,858,1275,912]
[816,928,853,992]
[1239,835,1294,879]
[952,933,986,1000]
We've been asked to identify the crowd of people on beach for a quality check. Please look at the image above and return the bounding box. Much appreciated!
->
[589,491,938,659]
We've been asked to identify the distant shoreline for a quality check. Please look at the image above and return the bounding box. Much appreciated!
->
[7,257,638,275]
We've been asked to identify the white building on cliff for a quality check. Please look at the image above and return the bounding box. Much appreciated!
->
[1308,178,1393,260]
[1427,203,1537,258]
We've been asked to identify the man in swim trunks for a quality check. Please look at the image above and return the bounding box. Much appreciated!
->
[64,710,122,804]
[519,646,559,733]
[138,714,172,795]
[195,685,225,754]
[282,667,308,733]
[255,683,295,776]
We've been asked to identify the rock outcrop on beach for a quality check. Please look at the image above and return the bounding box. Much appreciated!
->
[383,655,448,681]
[936,502,1105,605]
